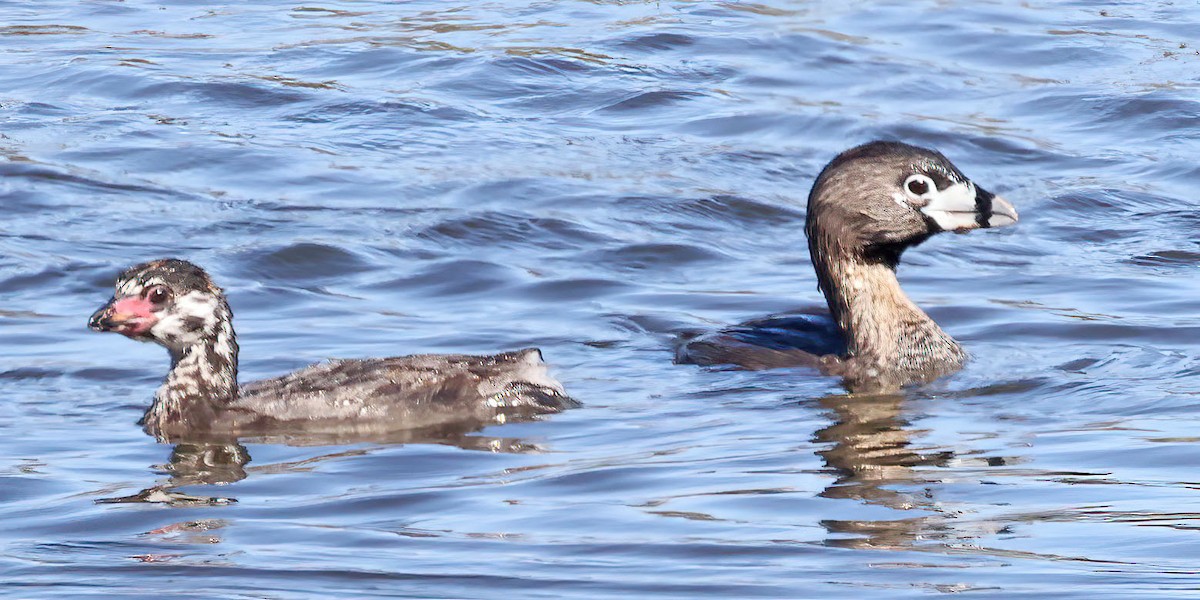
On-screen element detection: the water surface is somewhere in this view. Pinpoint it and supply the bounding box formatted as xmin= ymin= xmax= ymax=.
xmin=3 ymin=1 xmax=1200 ymax=597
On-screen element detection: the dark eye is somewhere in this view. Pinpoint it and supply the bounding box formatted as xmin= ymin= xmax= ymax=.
xmin=146 ymin=286 xmax=170 ymax=305
xmin=907 ymin=179 xmax=930 ymax=195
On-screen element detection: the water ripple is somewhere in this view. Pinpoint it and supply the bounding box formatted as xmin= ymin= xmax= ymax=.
xmin=3 ymin=1 xmax=1200 ymax=598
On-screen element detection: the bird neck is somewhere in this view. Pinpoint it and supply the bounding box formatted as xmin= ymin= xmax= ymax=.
xmin=145 ymin=300 xmax=239 ymax=439
xmin=809 ymin=229 xmax=964 ymax=381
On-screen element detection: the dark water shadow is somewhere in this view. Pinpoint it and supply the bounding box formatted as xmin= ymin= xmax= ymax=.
xmin=95 ymin=420 xmax=545 ymax=507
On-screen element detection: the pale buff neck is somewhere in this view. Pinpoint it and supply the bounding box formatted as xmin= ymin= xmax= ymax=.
xmin=810 ymin=233 xmax=964 ymax=379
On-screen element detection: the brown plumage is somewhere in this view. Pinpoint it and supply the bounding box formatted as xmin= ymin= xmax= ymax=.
xmin=88 ymin=259 xmax=576 ymax=441
xmin=677 ymin=141 xmax=1019 ymax=393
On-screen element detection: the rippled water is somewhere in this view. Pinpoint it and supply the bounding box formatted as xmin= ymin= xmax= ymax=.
xmin=3 ymin=1 xmax=1200 ymax=597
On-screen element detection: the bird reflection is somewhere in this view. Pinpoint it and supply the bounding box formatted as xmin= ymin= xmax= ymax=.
xmin=96 ymin=419 xmax=546 ymax=507
xmin=813 ymin=374 xmax=1049 ymax=549
xmin=814 ymin=392 xmax=958 ymax=549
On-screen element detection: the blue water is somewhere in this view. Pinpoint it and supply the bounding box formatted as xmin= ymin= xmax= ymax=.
xmin=3 ymin=1 xmax=1200 ymax=597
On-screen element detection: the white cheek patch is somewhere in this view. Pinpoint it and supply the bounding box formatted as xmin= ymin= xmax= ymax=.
xmin=149 ymin=290 xmax=219 ymax=347
xmin=172 ymin=291 xmax=219 ymax=323
xmin=919 ymin=181 xmax=979 ymax=232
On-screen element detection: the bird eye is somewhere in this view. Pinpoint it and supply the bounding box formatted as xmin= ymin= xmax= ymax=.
xmin=904 ymin=174 xmax=936 ymax=200
xmin=145 ymin=285 xmax=171 ymax=305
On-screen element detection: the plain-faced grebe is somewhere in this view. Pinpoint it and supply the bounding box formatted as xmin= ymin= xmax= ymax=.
xmin=677 ymin=141 xmax=1019 ymax=392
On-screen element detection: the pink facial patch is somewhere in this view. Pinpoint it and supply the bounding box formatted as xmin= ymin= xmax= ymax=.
xmin=109 ymin=296 xmax=157 ymax=336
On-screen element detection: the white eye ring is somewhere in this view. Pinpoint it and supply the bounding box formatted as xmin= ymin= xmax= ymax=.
xmin=903 ymin=174 xmax=937 ymax=201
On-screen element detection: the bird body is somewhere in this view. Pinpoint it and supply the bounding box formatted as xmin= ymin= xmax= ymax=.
xmin=89 ymin=259 xmax=574 ymax=440
xmin=677 ymin=141 xmax=1018 ymax=392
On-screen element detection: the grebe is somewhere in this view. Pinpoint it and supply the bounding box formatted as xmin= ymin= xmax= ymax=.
xmin=677 ymin=141 xmax=1018 ymax=392
xmin=89 ymin=259 xmax=576 ymax=440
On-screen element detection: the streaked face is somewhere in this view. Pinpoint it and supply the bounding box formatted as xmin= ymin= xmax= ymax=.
xmin=89 ymin=270 xmax=221 ymax=351
xmin=88 ymin=278 xmax=172 ymax=340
